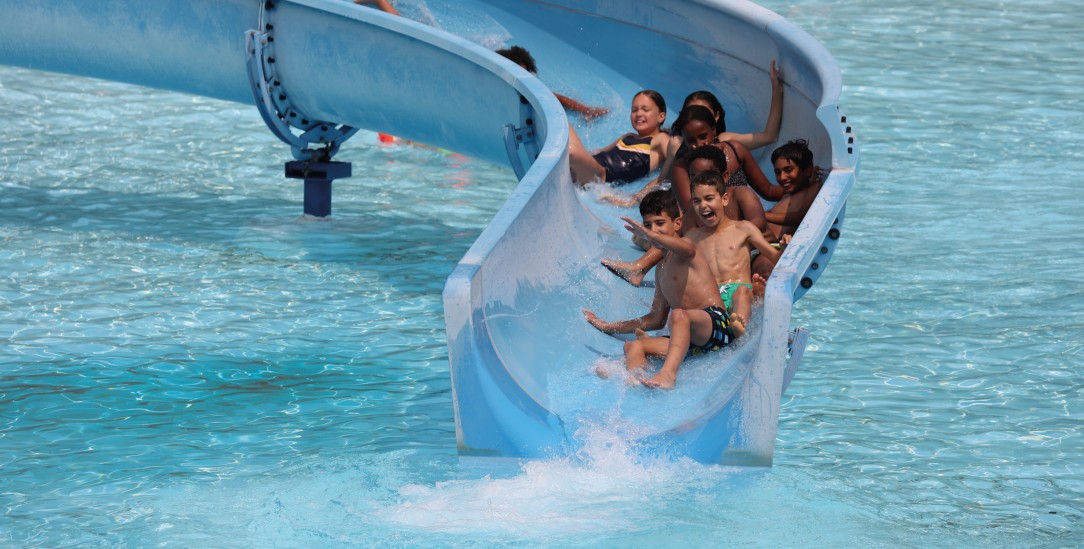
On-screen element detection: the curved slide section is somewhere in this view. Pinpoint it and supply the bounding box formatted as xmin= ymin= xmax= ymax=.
xmin=0 ymin=0 xmax=858 ymax=466
xmin=444 ymin=1 xmax=857 ymax=466
xmin=0 ymin=0 xmax=563 ymax=168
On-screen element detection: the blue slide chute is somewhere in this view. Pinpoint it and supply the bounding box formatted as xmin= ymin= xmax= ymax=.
xmin=0 ymin=0 xmax=858 ymax=466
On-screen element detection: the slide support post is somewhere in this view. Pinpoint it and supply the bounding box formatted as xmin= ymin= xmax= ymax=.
xmin=245 ymin=0 xmax=359 ymax=218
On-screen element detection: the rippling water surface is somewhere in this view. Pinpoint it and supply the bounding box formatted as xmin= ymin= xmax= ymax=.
xmin=2 ymin=0 xmax=1083 ymax=546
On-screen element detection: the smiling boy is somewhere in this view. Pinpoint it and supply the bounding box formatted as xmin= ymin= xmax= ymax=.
xmin=685 ymin=171 xmax=786 ymax=337
xmin=753 ymin=139 xmax=822 ymax=280
xmin=583 ymin=190 xmax=734 ymax=389
xmin=764 ymin=139 xmax=822 ymax=242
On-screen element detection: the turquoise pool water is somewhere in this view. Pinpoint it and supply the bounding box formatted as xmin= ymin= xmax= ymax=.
xmin=2 ymin=0 xmax=1083 ymax=546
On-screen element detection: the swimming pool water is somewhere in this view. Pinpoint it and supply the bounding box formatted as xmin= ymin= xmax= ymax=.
xmin=3 ymin=0 xmax=1084 ymax=546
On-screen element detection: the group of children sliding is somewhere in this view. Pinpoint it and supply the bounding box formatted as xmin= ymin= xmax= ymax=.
xmin=351 ymin=4 xmax=824 ymax=389
xmin=461 ymin=39 xmax=822 ymax=389
xmin=572 ymin=70 xmax=823 ymax=389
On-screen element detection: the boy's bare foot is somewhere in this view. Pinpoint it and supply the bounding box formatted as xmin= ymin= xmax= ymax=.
xmin=640 ymin=371 xmax=676 ymax=390
xmin=625 ymin=367 xmax=648 ymax=386
xmin=752 ymin=273 xmax=767 ymax=298
xmin=594 ymin=364 xmax=611 ymax=379
xmin=729 ymin=312 xmax=748 ymax=339
xmin=634 ymin=328 xmax=650 ymax=340
xmin=601 ymin=258 xmax=646 ymax=287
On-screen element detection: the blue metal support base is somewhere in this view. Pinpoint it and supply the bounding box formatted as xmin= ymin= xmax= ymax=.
xmin=286 ymin=160 xmax=352 ymax=218
xmin=303 ymin=180 xmax=332 ymax=218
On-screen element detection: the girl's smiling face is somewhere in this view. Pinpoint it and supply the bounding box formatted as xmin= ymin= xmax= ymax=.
xmin=630 ymin=93 xmax=666 ymax=135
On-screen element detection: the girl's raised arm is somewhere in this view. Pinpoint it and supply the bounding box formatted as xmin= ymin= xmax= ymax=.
xmin=720 ymin=61 xmax=783 ymax=151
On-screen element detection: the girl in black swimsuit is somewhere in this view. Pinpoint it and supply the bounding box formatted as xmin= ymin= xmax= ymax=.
xmin=567 ymin=90 xmax=670 ymax=186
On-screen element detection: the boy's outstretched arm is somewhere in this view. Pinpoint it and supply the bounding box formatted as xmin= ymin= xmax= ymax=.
xmin=621 ymin=216 xmax=698 ymax=259
xmin=583 ymin=288 xmax=669 ymax=334
xmin=746 ymin=222 xmax=788 ymax=264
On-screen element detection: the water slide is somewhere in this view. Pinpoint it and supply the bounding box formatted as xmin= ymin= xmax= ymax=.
xmin=0 ymin=0 xmax=858 ymax=466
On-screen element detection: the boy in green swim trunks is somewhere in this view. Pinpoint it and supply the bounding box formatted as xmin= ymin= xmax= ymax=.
xmin=685 ymin=171 xmax=786 ymax=338
xmin=583 ymin=190 xmax=734 ymax=389
xmin=717 ymin=280 xmax=753 ymax=312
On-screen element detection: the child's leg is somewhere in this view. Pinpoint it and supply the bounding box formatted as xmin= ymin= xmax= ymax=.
xmin=568 ymin=123 xmax=605 ymax=185
xmin=641 ymin=308 xmax=714 ymax=389
xmin=621 ymin=336 xmax=670 ymax=377
xmin=601 ymin=246 xmax=663 ymax=287
xmin=729 ymin=286 xmax=755 ymax=339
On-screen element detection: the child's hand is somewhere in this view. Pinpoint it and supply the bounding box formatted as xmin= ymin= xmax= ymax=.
xmin=582 ymin=309 xmax=608 ymax=332
xmin=621 ymin=216 xmax=652 ymax=242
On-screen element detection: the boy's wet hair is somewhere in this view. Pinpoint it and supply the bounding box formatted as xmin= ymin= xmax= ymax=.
xmin=496 ymin=45 xmax=537 ymax=74
xmin=771 ymin=139 xmax=814 ymax=169
xmin=684 ymin=144 xmax=728 ymax=175
xmin=691 ymin=169 xmax=727 ymax=194
xmin=639 ymin=189 xmax=680 ymax=220
xmin=682 ymin=90 xmax=726 ymax=133
xmin=671 ymin=105 xmax=716 ymax=137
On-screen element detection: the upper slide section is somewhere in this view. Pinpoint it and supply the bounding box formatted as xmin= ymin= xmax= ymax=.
xmin=0 ymin=0 xmax=566 ymax=168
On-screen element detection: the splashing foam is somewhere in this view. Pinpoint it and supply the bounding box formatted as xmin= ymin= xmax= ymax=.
xmin=378 ymin=423 xmax=737 ymax=537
